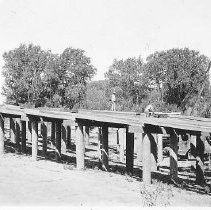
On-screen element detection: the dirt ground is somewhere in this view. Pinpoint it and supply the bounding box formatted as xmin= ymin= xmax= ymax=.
xmin=0 ymin=128 xmax=211 ymax=207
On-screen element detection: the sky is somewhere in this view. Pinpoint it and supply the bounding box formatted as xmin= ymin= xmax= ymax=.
xmin=0 ymin=0 xmax=211 ymax=104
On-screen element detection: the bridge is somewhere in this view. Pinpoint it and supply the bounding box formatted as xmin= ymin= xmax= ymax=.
xmin=0 ymin=104 xmax=210 ymax=186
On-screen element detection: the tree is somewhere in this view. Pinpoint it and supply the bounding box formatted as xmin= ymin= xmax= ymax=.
xmin=2 ymin=44 xmax=48 ymax=105
xmin=105 ymin=57 xmax=148 ymax=110
xmin=144 ymin=48 xmax=211 ymax=110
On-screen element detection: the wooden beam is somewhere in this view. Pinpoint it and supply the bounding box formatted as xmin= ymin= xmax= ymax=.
xmin=119 ymin=128 xmax=125 ymax=163
xmin=126 ymin=131 xmax=134 ymax=174
xmin=61 ymin=124 xmax=67 ymax=154
xmin=0 ymin=114 xmax=4 ymax=155
xmin=31 ymin=120 xmax=38 ymax=161
xmin=84 ymin=126 xmax=89 ymax=145
xmin=142 ymin=133 xmax=151 ymax=185
xmin=41 ymin=121 xmax=47 ymax=157
xmin=51 ymin=121 xmax=55 ymax=145
xmin=195 ymin=133 xmax=206 ymax=185
xmin=102 ymin=125 xmax=109 ymax=171
xmin=75 ymin=123 xmax=85 ymax=170
xmin=27 ymin=121 xmax=32 ymax=143
xmin=15 ymin=118 xmax=21 ymax=150
xmin=169 ymin=129 xmax=178 ymax=181
xmin=67 ymin=125 xmax=71 ymax=149
xmin=157 ymin=134 xmax=163 ymax=163
xmin=136 ymin=133 xmax=143 ymax=164
xmin=10 ymin=118 xmax=16 ymax=143
xmin=55 ymin=120 xmax=62 ymax=162
xmin=150 ymin=134 xmax=158 ymax=172
xmin=21 ymin=120 xmax=26 ymax=153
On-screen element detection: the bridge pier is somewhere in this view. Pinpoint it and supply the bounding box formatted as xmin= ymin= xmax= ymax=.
xmin=169 ymin=129 xmax=178 ymax=181
xmin=21 ymin=120 xmax=26 ymax=153
xmin=119 ymin=128 xmax=125 ymax=163
xmin=0 ymin=114 xmax=4 ymax=155
xmin=126 ymin=131 xmax=134 ymax=174
xmin=15 ymin=118 xmax=21 ymax=151
xmin=101 ymin=126 xmax=109 ymax=171
xmin=61 ymin=124 xmax=67 ymax=154
xmin=10 ymin=118 xmax=16 ymax=144
xmin=55 ymin=120 xmax=62 ymax=162
xmin=142 ymin=133 xmax=151 ymax=185
xmin=136 ymin=133 xmax=143 ymax=163
xmin=84 ymin=126 xmax=89 ymax=146
xmin=41 ymin=120 xmax=47 ymax=157
xmin=75 ymin=123 xmax=85 ymax=170
xmin=27 ymin=121 xmax=32 ymax=143
xmin=31 ymin=119 xmax=38 ymax=161
xmin=157 ymin=134 xmax=163 ymax=163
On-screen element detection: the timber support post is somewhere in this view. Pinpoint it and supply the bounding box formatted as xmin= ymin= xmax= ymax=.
xmin=61 ymin=124 xmax=67 ymax=154
xmin=41 ymin=119 xmax=47 ymax=157
xmin=126 ymin=130 xmax=134 ymax=174
xmin=157 ymin=134 xmax=163 ymax=163
xmin=31 ymin=119 xmax=38 ymax=161
xmin=119 ymin=128 xmax=125 ymax=163
xmin=10 ymin=118 xmax=16 ymax=143
xmin=15 ymin=118 xmax=21 ymax=151
xmin=21 ymin=120 xmax=26 ymax=153
xmin=102 ymin=125 xmax=109 ymax=171
xmin=55 ymin=120 xmax=62 ymax=162
xmin=84 ymin=126 xmax=89 ymax=145
xmin=142 ymin=133 xmax=151 ymax=185
xmin=27 ymin=121 xmax=32 ymax=143
xmin=195 ymin=132 xmax=206 ymax=186
xmin=0 ymin=114 xmax=4 ymax=155
xmin=169 ymin=129 xmax=178 ymax=181
xmin=136 ymin=133 xmax=143 ymax=163
xmin=51 ymin=121 xmax=56 ymax=146
xmin=67 ymin=125 xmax=71 ymax=148
xmin=75 ymin=123 xmax=85 ymax=170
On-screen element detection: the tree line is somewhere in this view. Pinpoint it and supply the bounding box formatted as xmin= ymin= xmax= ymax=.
xmin=2 ymin=44 xmax=211 ymax=116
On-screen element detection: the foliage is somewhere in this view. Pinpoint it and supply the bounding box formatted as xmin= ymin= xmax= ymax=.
xmin=2 ymin=44 xmax=48 ymax=105
xmin=105 ymin=57 xmax=149 ymax=108
xmin=2 ymin=44 xmax=96 ymax=109
xmin=144 ymin=48 xmax=211 ymax=110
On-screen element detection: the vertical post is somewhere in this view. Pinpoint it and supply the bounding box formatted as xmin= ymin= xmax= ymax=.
xmin=10 ymin=118 xmax=16 ymax=143
xmin=0 ymin=114 xmax=4 ymax=155
xmin=21 ymin=120 xmax=26 ymax=153
xmin=15 ymin=118 xmax=21 ymax=150
xmin=209 ymin=153 xmax=211 ymax=171
xmin=142 ymin=133 xmax=151 ymax=185
xmin=98 ymin=127 xmax=102 ymax=164
xmin=150 ymin=134 xmax=158 ymax=171
xmin=51 ymin=121 xmax=56 ymax=145
xmin=84 ymin=126 xmax=89 ymax=145
xmin=136 ymin=133 xmax=143 ymax=163
xmin=157 ymin=134 xmax=163 ymax=163
xmin=67 ymin=125 xmax=71 ymax=148
xmin=27 ymin=121 xmax=32 ymax=143
xmin=119 ymin=128 xmax=125 ymax=162
xmin=75 ymin=123 xmax=85 ymax=170
xmin=169 ymin=129 xmax=178 ymax=181
xmin=102 ymin=125 xmax=109 ymax=171
xmin=116 ymin=129 xmax=120 ymax=152
xmin=190 ymin=134 xmax=197 ymax=159
xmin=195 ymin=133 xmax=205 ymax=185
xmin=61 ymin=124 xmax=67 ymax=154
xmin=41 ymin=121 xmax=47 ymax=157
xmin=126 ymin=131 xmax=134 ymax=174
xmin=55 ymin=120 xmax=62 ymax=162
xmin=31 ymin=120 xmax=38 ymax=161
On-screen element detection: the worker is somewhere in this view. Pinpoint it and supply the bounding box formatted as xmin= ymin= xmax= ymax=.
xmin=144 ymin=104 xmax=154 ymax=117
xmin=111 ymin=91 xmax=116 ymax=111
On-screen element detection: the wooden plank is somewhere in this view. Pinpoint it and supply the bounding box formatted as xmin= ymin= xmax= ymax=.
xmin=15 ymin=118 xmax=21 ymax=150
xmin=31 ymin=120 xmax=38 ymax=161
xmin=126 ymin=131 xmax=134 ymax=174
xmin=41 ymin=121 xmax=47 ymax=157
xmin=84 ymin=126 xmax=89 ymax=145
xmin=0 ymin=114 xmax=4 ymax=155
xmin=75 ymin=124 xmax=85 ymax=170
xmin=67 ymin=125 xmax=71 ymax=149
xmin=119 ymin=128 xmax=125 ymax=163
xmin=61 ymin=124 xmax=67 ymax=154
xmin=136 ymin=133 xmax=143 ymax=163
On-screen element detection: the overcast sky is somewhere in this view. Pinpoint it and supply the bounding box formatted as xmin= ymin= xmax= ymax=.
xmin=0 ymin=0 xmax=211 ymax=104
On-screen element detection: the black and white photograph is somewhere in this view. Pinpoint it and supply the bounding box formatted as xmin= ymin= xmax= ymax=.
xmin=0 ymin=0 xmax=211 ymax=208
